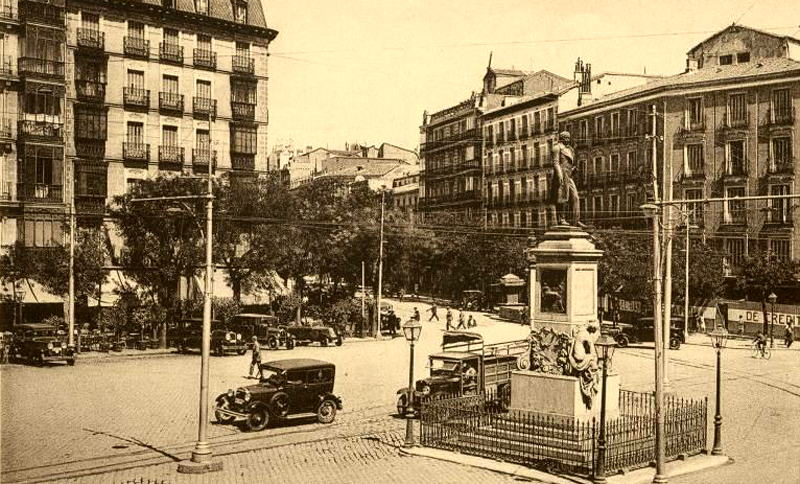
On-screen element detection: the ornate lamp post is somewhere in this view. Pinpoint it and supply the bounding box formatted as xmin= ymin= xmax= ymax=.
xmin=594 ymin=333 xmax=617 ymax=484
xmin=767 ymin=292 xmax=777 ymax=348
xmin=708 ymin=327 xmax=728 ymax=456
xmin=402 ymin=318 xmax=422 ymax=447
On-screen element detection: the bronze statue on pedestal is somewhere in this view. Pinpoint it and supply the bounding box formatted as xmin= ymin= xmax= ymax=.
xmin=549 ymin=131 xmax=582 ymax=226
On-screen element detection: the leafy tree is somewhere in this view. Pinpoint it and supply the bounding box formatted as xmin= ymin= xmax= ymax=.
xmin=0 ymin=242 xmax=39 ymax=325
xmin=111 ymin=175 xmax=207 ymax=347
xmin=670 ymin=237 xmax=725 ymax=309
xmin=33 ymin=228 xmax=109 ymax=303
xmin=739 ymin=251 xmax=800 ymax=333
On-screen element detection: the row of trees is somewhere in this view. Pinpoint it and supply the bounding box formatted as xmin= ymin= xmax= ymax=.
xmin=2 ymin=171 xmax=798 ymax=341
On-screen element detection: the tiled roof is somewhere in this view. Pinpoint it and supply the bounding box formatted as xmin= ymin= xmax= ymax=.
xmin=321 ymin=161 xmax=405 ymax=178
xmin=140 ymin=0 xmax=270 ymax=31
xmin=492 ymin=68 xmax=531 ymax=76
xmin=687 ymin=24 xmax=800 ymax=55
xmin=568 ymin=57 xmax=800 ymax=112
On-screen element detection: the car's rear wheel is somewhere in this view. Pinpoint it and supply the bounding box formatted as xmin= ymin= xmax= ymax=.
xmin=237 ymin=347 xmax=247 ymax=355
xmin=214 ymin=345 xmax=224 ymax=356
xmin=335 ymin=336 xmax=343 ymax=346
xmin=67 ymin=358 xmax=76 ymax=366
xmin=215 ymin=399 xmax=236 ymax=424
xmin=615 ymin=334 xmax=630 ymax=348
xmin=669 ymin=338 xmax=681 ymax=350
xmin=286 ymin=339 xmax=295 ymax=350
xmin=321 ymin=338 xmax=328 ymax=347
xmin=317 ymin=400 xmax=337 ymax=424
xmin=245 ymin=408 xmax=269 ymax=431
xmin=267 ymin=337 xmax=279 ymax=350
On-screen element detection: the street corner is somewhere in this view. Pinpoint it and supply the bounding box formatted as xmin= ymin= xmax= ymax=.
xmin=606 ymin=453 xmax=732 ymax=484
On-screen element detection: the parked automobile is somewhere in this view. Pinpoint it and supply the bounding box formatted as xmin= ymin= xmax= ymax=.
xmin=285 ymin=325 xmax=342 ymax=347
xmin=214 ymin=358 xmax=343 ymax=431
xmin=606 ymin=316 xmax=685 ymax=350
xmin=10 ymin=324 xmax=76 ymax=366
xmin=229 ymin=313 xmax=295 ymax=350
xmin=174 ymin=318 xmax=248 ymax=356
xmin=396 ymin=331 xmax=527 ymax=416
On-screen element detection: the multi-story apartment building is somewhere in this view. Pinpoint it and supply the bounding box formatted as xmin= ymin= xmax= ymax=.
xmin=0 ymin=0 xmax=277 ymax=246
xmin=561 ymin=25 xmax=800 ymax=268
xmin=0 ymin=0 xmax=67 ymax=247
xmin=418 ymin=94 xmax=486 ymax=221
xmin=482 ymin=63 xmax=657 ymax=230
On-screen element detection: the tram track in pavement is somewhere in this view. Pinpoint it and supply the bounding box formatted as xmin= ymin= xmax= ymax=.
xmin=1 ymin=402 xmax=401 ymax=484
xmin=620 ymin=347 xmax=800 ymax=398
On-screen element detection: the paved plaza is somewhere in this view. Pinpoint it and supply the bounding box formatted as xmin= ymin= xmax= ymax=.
xmin=2 ymin=299 xmax=799 ymax=484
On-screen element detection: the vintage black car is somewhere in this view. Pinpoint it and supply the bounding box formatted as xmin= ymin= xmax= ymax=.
xmin=460 ymin=290 xmax=488 ymax=311
xmin=229 ymin=313 xmax=295 ymax=350
xmin=174 ymin=318 xmax=248 ymax=356
xmin=379 ymin=302 xmax=401 ymax=336
xmin=11 ymin=324 xmax=76 ymax=366
xmin=607 ymin=316 xmax=685 ymax=350
xmin=214 ymin=358 xmax=343 ymax=431
xmin=285 ymin=325 xmax=342 ymax=347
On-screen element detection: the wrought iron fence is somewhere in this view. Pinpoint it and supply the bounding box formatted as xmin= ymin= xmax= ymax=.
xmin=420 ymin=389 xmax=707 ymax=478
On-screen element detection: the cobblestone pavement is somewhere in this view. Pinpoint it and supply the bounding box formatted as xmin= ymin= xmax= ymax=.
xmin=2 ymin=299 xmax=799 ymax=484
xmin=43 ymin=431 xmax=535 ymax=484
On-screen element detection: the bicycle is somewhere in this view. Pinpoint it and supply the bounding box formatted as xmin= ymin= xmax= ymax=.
xmin=750 ymin=342 xmax=772 ymax=360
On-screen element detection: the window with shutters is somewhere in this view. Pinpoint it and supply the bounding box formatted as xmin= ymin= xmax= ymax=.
xmin=196 ymin=79 xmax=211 ymax=99
xmin=771 ymin=88 xmax=791 ymax=122
xmin=196 ymin=129 xmax=210 ymax=150
xmin=726 ymin=140 xmax=746 ymax=175
xmin=162 ymin=125 xmax=178 ymax=147
xmin=197 ymin=34 xmax=211 ymax=51
xmin=686 ymin=144 xmax=704 ymax=175
xmin=769 ymin=239 xmax=791 ymax=260
xmin=195 ymin=0 xmax=208 ymax=15
xmin=24 ymin=90 xmax=61 ymax=117
xmin=81 ymin=12 xmax=99 ymax=30
xmin=685 ymin=189 xmax=703 ymax=224
xmin=127 ymin=70 xmax=144 ymax=89
xmin=724 ymin=187 xmax=746 ymax=224
xmin=162 ymin=75 xmax=178 ymax=94
xmin=769 ymin=184 xmax=791 ymax=223
xmin=234 ymin=1 xmax=247 ymax=23
xmin=25 ymin=26 xmax=63 ymax=63
xmin=231 ymin=80 xmax=256 ymax=104
xmin=626 ymin=151 xmax=636 ymax=172
xmin=164 ymin=28 xmax=178 ymax=45
xmin=770 ymin=137 xmax=792 ymax=171
xmin=127 ymin=122 xmax=143 ymax=144
xmin=727 ymin=93 xmax=747 ymax=126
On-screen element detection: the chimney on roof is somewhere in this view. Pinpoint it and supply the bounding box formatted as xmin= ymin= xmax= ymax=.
xmin=575 ymin=58 xmax=592 ymax=106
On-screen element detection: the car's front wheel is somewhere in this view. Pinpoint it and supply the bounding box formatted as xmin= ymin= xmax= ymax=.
xmin=245 ymin=408 xmax=269 ymax=431
xmin=237 ymin=347 xmax=247 ymax=356
xmin=67 ymin=358 xmax=76 ymax=366
xmin=317 ymin=400 xmax=337 ymax=424
xmin=215 ymin=398 xmax=236 ymax=424
xmin=335 ymin=336 xmax=343 ymax=347
xmin=669 ymin=338 xmax=681 ymax=350
xmin=396 ymin=393 xmax=408 ymax=416
xmin=615 ymin=334 xmax=630 ymax=348
xmin=267 ymin=337 xmax=279 ymax=350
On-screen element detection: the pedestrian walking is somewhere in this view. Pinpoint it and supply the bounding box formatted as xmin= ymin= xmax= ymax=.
xmin=737 ymin=315 xmax=745 ymax=334
xmin=456 ymin=310 xmax=466 ymax=330
xmin=399 ymin=288 xmax=405 ymax=302
xmin=427 ymin=304 xmax=439 ymax=322
xmin=249 ymin=336 xmax=262 ymax=379
xmin=411 ymin=307 xmax=421 ymax=322
xmin=467 ymin=315 xmax=476 ymax=328
xmin=784 ymin=322 xmax=794 ymax=348
xmin=697 ymin=314 xmax=706 ymax=334
xmin=445 ymin=307 xmax=453 ymax=331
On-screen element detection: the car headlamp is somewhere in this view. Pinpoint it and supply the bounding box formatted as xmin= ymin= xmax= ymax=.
xmin=227 ymin=389 xmax=235 ymax=398
xmin=47 ymin=342 xmax=54 ymax=350
xmin=421 ymin=385 xmax=431 ymax=396
xmin=237 ymin=333 xmax=242 ymax=341
xmin=244 ymin=390 xmax=251 ymax=402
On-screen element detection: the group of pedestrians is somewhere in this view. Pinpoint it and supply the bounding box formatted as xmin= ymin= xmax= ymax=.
xmin=423 ymin=303 xmax=476 ymax=330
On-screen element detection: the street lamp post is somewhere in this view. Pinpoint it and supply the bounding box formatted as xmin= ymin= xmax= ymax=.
xmin=768 ymin=292 xmax=777 ymax=348
xmin=593 ymin=334 xmax=617 ymax=484
xmin=708 ymin=327 xmax=728 ymax=456
xmin=376 ymin=189 xmax=386 ymax=339
xmin=683 ymin=221 xmax=699 ymax=337
xmin=402 ymin=319 xmax=422 ymax=447
xmin=641 ymin=202 xmax=667 ymax=484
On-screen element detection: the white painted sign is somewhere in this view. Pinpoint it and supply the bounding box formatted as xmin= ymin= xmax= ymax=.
xmin=727 ymin=307 xmax=799 ymax=326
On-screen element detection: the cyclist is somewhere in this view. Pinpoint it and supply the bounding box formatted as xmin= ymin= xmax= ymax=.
xmin=753 ymin=331 xmax=768 ymax=357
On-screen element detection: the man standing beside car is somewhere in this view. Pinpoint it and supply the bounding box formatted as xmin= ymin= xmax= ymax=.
xmin=249 ymin=336 xmax=262 ymax=379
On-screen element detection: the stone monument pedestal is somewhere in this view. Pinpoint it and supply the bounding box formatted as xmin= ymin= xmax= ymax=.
xmin=510 ymin=370 xmax=620 ymax=421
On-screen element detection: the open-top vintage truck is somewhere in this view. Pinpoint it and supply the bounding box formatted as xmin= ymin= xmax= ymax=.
xmin=396 ymin=331 xmax=528 ymax=416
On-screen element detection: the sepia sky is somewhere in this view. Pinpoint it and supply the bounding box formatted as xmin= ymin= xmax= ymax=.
xmin=264 ymin=0 xmax=800 ymax=153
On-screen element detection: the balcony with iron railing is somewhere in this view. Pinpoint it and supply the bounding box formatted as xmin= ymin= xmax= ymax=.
xmin=0 ymin=55 xmax=14 ymax=78
xmin=193 ymin=48 xmax=216 ymax=70
xmin=767 ymin=157 xmax=795 ymax=175
xmin=765 ymin=206 xmax=794 ymax=225
xmin=75 ymin=79 xmax=105 ymax=103
xmin=122 ymin=142 xmax=149 ymax=163
xmin=231 ymin=101 xmax=255 ymax=120
xmin=123 ymin=87 xmax=150 ymax=110
xmin=232 ymin=55 xmax=255 ymax=75
xmin=682 ymin=164 xmax=706 ymax=180
xmin=531 ymin=122 xmax=541 ymax=135
xmin=519 ymin=126 xmax=529 ymax=139
xmin=485 ymin=135 xmax=494 ymax=147
xmin=18 ymin=120 xmax=62 ymax=141
xmin=17 ymin=183 xmax=63 ymax=203
xmin=507 ymin=130 xmax=516 ymax=141
xmin=75 ymin=196 xmax=106 ymax=216
xmin=0 ymin=117 xmax=12 ymax=139
xmin=19 ymin=1 xmax=64 ymax=26
xmin=193 ymin=97 xmax=217 ymax=120
xmin=124 ymin=37 xmax=149 ymax=59
xmin=77 ymin=28 xmax=104 ymax=51
xmin=18 ymin=57 xmax=64 ymax=79
xmin=0 ymin=181 xmax=12 ymax=201
xmin=159 ymin=42 xmax=184 ymax=65
xmin=721 ymin=112 xmax=749 ymax=130
xmin=679 ymin=116 xmax=706 ymax=134
xmin=159 ymin=92 xmax=183 ymax=115
xmin=158 ymin=145 xmax=184 ymax=168
xmin=765 ymin=107 xmax=795 ymax=126
xmin=192 ymin=148 xmax=216 ymax=166
xmin=0 ymin=2 xmax=16 ymax=21
xmin=723 ymin=159 xmax=748 ymax=178
xmin=231 ymin=154 xmax=255 ymax=171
